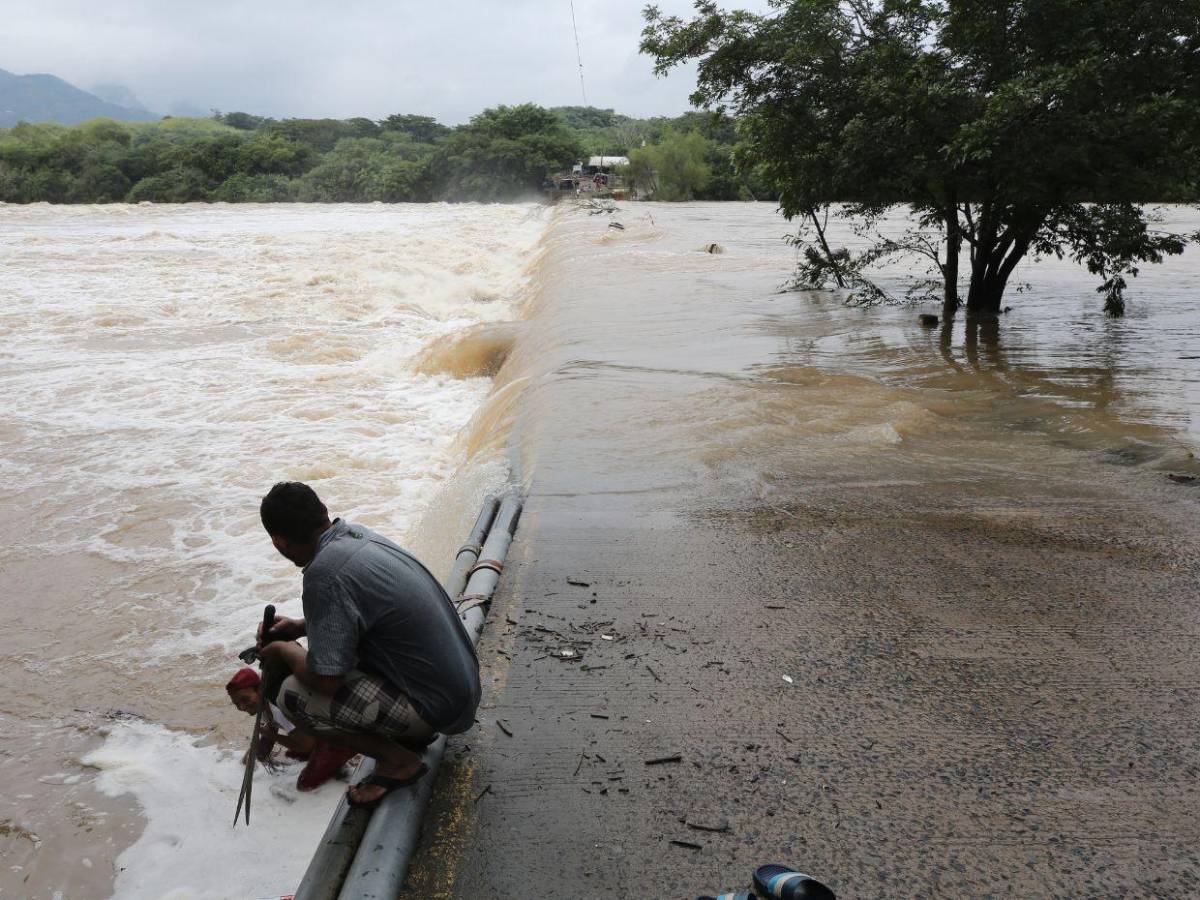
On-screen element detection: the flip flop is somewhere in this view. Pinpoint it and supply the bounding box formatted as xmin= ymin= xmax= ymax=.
xmin=697 ymin=893 xmax=753 ymax=899
xmin=752 ymin=865 xmax=836 ymax=900
xmin=345 ymin=764 xmax=429 ymax=810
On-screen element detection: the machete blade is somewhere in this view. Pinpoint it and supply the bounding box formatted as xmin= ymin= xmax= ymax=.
xmin=233 ymin=699 xmax=266 ymax=827
xmin=233 ymin=604 xmax=277 ymax=828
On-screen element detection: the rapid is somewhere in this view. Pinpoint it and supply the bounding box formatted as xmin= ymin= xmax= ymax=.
xmin=2 ymin=200 xmax=1198 ymax=899
xmin=0 ymin=203 xmax=547 ymax=899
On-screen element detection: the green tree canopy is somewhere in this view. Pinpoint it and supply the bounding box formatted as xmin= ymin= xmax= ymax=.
xmin=126 ymin=165 xmax=210 ymax=202
xmin=643 ymin=0 xmax=1200 ymax=316
xmin=628 ymin=128 xmax=714 ymax=201
xmin=215 ymin=111 xmax=275 ymax=131
xmin=263 ymin=118 xmax=368 ymax=154
xmin=235 ymin=133 xmax=308 ymax=176
xmin=211 ymin=173 xmax=293 ymax=202
xmin=379 ymin=114 xmax=449 ymax=144
xmin=550 ymin=106 xmax=624 ymax=130
xmin=436 ymin=104 xmax=583 ymax=201
xmin=294 ymin=137 xmax=429 ymax=202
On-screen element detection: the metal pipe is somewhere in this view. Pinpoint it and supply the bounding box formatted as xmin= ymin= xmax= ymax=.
xmin=337 ymin=493 xmax=523 ymax=900
xmin=292 ymin=496 xmax=502 ymax=900
xmin=444 ymin=495 xmax=500 ymax=604
xmin=291 ymin=790 xmax=374 ymax=900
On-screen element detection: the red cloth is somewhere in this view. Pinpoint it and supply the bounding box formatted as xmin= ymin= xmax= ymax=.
xmin=296 ymin=744 xmax=357 ymax=791
xmin=225 ymin=667 xmax=261 ymax=693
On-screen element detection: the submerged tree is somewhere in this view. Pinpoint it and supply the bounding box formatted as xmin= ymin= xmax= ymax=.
xmin=642 ymin=0 xmax=1200 ymax=317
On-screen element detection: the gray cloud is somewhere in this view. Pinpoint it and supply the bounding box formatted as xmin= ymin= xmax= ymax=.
xmin=0 ymin=0 xmax=771 ymax=122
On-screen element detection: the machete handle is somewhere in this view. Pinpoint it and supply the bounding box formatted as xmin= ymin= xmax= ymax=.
xmin=259 ymin=604 xmax=277 ymax=650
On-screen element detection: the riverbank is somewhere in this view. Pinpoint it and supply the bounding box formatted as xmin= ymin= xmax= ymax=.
xmin=405 ymin=204 xmax=1200 ymax=897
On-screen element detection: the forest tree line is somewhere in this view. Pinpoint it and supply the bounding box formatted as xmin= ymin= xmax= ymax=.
xmin=0 ymin=103 xmax=768 ymax=204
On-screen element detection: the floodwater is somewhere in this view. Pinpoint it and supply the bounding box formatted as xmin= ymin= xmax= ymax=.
xmin=501 ymin=202 xmax=1199 ymax=510
xmin=0 ymin=203 xmax=547 ymax=899
xmin=414 ymin=202 xmax=1200 ymax=898
xmin=2 ymin=201 xmax=1198 ymax=899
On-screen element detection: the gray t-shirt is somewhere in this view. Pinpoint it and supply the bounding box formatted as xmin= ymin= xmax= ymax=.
xmin=301 ymin=519 xmax=480 ymax=734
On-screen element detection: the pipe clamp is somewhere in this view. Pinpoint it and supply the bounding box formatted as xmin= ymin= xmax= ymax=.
xmin=469 ymin=557 xmax=504 ymax=576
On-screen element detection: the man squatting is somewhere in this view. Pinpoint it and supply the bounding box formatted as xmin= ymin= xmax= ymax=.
xmin=253 ymin=481 xmax=481 ymax=808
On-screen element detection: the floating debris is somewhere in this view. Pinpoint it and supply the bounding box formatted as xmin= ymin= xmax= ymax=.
xmin=644 ymin=754 xmax=683 ymax=766
xmin=782 ymin=675 xmax=794 ymax=684
xmin=686 ymin=818 xmax=731 ymax=834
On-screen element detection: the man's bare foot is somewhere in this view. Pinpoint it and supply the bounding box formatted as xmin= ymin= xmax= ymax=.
xmin=346 ymin=757 xmax=425 ymax=806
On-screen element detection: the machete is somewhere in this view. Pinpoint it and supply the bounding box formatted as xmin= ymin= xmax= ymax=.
xmin=233 ymin=604 xmax=277 ymax=827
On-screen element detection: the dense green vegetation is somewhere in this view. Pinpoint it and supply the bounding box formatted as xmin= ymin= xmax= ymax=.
xmin=643 ymin=0 xmax=1200 ymax=317
xmin=0 ymin=102 xmax=765 ymax=205
xmin=554 ymin=106 xmax=768 ymax=200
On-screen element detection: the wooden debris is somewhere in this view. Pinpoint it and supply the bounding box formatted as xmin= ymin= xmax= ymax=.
xmin=644 ymin=754 xmax=683 ymax=766
xmin=686 ymin=818 xmax=731 ymax=833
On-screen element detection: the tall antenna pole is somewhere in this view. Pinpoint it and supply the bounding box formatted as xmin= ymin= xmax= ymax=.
xmin=570 ymin=1 xmax=589 ymax=106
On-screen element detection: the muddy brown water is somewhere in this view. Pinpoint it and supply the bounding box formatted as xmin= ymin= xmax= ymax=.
xmin=0 ymin=203 xmax=543 ymax=899
xmin=406 ymin=203 xmax=1200 ymax=898
xmin=3 ymin=201 xmax=1199 ymax=898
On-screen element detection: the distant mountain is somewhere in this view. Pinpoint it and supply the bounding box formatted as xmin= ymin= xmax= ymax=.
xmin=168 ymin=100 xmax=210 ymax=118
xmin=91 ymin=83 xmax=152 ymax=113
xmin=0 ymin=68 xmax=160 ymax=127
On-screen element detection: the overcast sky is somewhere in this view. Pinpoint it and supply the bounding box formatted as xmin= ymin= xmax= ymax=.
xmin=0 ymin=0 xmax=772 ymax=122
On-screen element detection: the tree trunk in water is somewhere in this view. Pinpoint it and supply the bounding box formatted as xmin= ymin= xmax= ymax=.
xmin=966 ymin=238 xmax=1020 ymax=317
xmin=966 ymin=274 xmax=1006 ymax=317
xmin=942 ymin=202 xmax=961 ymax=319
xmin=965 ymin=212 xmax=1036 ymax=317
xmin=807 ymin=205 xmax=845 ymax=288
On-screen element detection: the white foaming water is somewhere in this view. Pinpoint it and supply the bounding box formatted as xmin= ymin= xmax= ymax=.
xmin=83 ymin=720 xmax=335 ymax=900
xmin=0 ymin=202 xmax=547 ymax=898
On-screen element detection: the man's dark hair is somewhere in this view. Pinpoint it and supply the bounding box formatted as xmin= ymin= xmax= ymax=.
xmin=260 ymin=482 xmax=330 ymax=541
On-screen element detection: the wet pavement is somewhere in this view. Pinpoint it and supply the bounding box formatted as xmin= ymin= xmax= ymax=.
xmin=405 ymin=205 xmax=1200 ymax=898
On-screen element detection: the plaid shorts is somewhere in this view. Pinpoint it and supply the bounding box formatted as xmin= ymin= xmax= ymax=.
xmin=276 ymin=671 xmax=435 ymax=747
